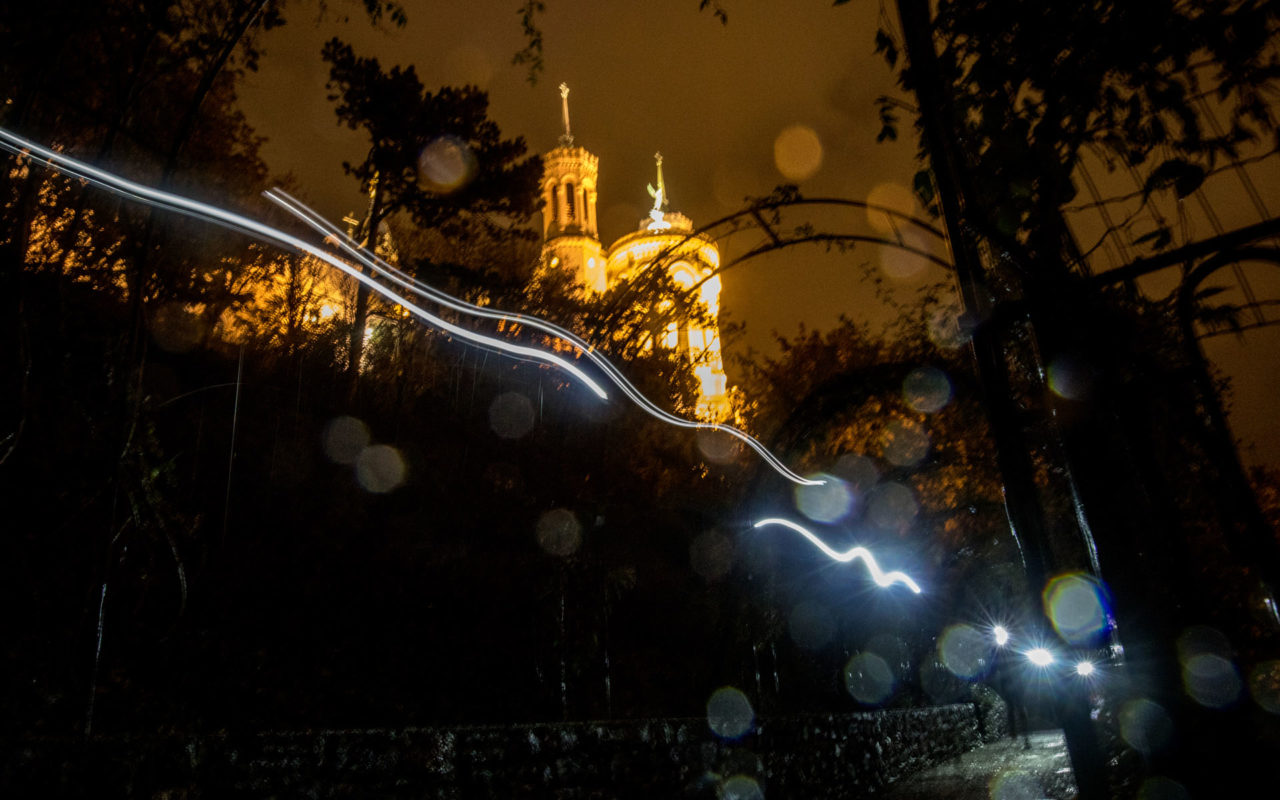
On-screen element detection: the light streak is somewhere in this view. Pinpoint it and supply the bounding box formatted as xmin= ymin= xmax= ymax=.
xmin=0 ymin=124 xmax=819 ymax=487
xmin=263 ymin=188 xmax=824 ymax=487
xmin=752 ymin=518 xmax=922 ymax=593
xmin=0 ymin=127 xmax=609 ymax=399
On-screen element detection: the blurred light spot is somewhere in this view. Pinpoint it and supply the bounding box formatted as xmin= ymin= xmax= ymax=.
xmin=323 ymin=416 xmax=370 ymax=465
xmin=483 ymin=461 xmax=524 ymax=493
xmin=903 ymin=367 xmax=952 ymax=414
xmin=1137 ymin=776 xmax=1191 ymax=800
xmin=1043 ymin=572 xmax=1110 ymax=645
xmin=1177 ymin=625 xmax=1241 ymax=708
xmin=878 ymin=227 xmax=930 ymax=281
xmin=883 ymin=419 xmax=929 ymax=467
xmin=831 ymin=453 xmax=879 ymax=493
xmin=707 ymin=687 xmax=755 ymax=739
xmin=793 ymin=473 xmax=853 ymax=523
xmin=866 ymin=182 xmax=918 ymax=235
xmin=489 ymin=391 xmax=535 ymax=439
xmin=696 ymin=428 xmax=742 ymax=464
xmin=866 ymin=482 xmax=918 ymax=531
xmin=989 ymin=770 xmax=1043 ymax=800
xmin=939 ymin=623 xmax=991 ymax=679
xmin=1076 ymin=660 xmax=1096 ymax=677
xmin=1119 ymin=698 xmax=1173 ymax=755
xmin=1025 ymin=648 xmax=1054 ymax=667
xmin=789 ymin=601 xmax=834 ymax=650
xmin=690 ymin=529 xmax=734 ymax=581
xmin=1182 ymin=653 xmax=1241 ymax=708
xmin=418 ymin=135 xmax=477 ymax=193
xmin=865 ymin=633 xmax=909 ymax=675
xmin=773 ymin=125 xmax=823 ymax=181
xmin=1248 ymin=660 xmax=1280 ymax=714
xmin=1048 ymin=353 xmax=1095 ymax=400
xmin=536 ymin=508 xmax=582 ymax=557
xmin=355 ymin=444 xmax=406 ymax=493
xmin=927 ymin=306 xmax=969 ymax=349
xmin=845 ymin=652 xmax=895 ymax=705
xmin=150 ymin=303 xmax=205 ymax=353
xmin=721 ymin=775 xmax=764 ymax=800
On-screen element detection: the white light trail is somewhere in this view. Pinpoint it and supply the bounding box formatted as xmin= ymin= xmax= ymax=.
xmin=263 ymin=188 xmax=824 ymax=487
xmin=0 ymin=127 xmax=610 ymax=399
xmin=752 ymin=518 xmax=922 ymax=593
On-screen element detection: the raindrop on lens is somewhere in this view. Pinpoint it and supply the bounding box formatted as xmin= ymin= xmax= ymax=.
xmin=323 ymin=416 xmax=370 ymax=465
xmin=866 ymin=482 xmax=917 ymax=531
xmin=793 ymin=473 xmax=853 ymax=523
xmin=773 ymin=124 xmax=823 ymax=181
xmin=939 ymin=623 xmax=991 ymax=679
xmin=720 ymin=775 xmax=764 ymax=800
xmin=883 ymin=419 xmax=929 ymax=467
xmin=418 ymin=135 xmax=477 ymax=193
xmin=489 ymin=391 xmax=535 ymax=439
xmin=706 ymin=686 xmax=755 ymax=739
xmin=927 ymin=306 xmax=969 ymax=349
xmin=789 ymin=601 xmax=834 ymax=650
xmin=903 ymin=366 xmax=952 ymax=413
xmin=696 ymin=428 xmax=741 ymax=464
xmin=845 ymin=652 xmax=895 ymax=705
xmin=536 ymin=509 xmax=582 ymax=557
xmin=1048 ymin=352 xmax=1094 ymax=400
xmin=689 ymin=529 xmax=734 ymax=581
xmin=1043 ymin=572 xmax=1110 ymax=645
xmin=355 ymin=444 xmax=406 ymax=493
xmin=1119 ymin=698 xmax=1172 ymax=755
xmin=1177 ymin=626 xmax=1241 ymax=708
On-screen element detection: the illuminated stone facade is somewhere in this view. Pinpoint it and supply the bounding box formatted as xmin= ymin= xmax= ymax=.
xmin=539 ymin=88 xmax=729 ymax=419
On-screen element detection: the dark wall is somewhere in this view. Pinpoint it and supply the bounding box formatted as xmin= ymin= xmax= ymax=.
xmin=4 ymin=705 xmax=983 ymax=798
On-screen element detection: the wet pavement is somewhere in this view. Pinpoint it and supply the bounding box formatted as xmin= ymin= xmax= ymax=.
xmin=882 ymin=730 xmax=1077 ymax=799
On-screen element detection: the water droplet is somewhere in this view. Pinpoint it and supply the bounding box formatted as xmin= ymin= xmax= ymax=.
xmin=1043 ymin=572 xmax=1111 ymax=645
xmin=696 ymin=428 xmax=741 ymax=464
xmin=789 ymin=601 xmax=834 ymax=650
xmin=323 ymin=416 xmax=370 ymax=465
xmin=883 ymin=419 xmax=929 ymax=467
xmin=489 ymin=391 xmax=535 ymax=439
xmin=536 ymin=509 xmax=582 ymax=557
xmin=793 ymin=473 xmax=853 ymax=523
xmin=418 ymin=135 xmax=477 ymax=193
xmin=690 ymin=529 xmax=734 ymax=581
xmin=773 ymin=125 xmax=822 ymax=181
xmin=707 ymin=687 xmax=754 ymax=739
xmin=939 ymin=623 xmax=991 ymax=679
xmin=1048 ymin=352 xmax=1095 ymax=400
xmin=355 ymin=444 xmax=406 ymax=493
xmin=927 ymin=306 xmax=969 ymax=349
xmin=1119 ymin=698 xmax=1173 ymax=755
xmin=903 ymin=367 xmax=952 ymax=413
xmin=845 ymin=652 xmax=895 ymax=705
xmin=721 ymin=774 xmax=764 ymax=800
xmin=866 ymin=182 xmax=918 ymax=235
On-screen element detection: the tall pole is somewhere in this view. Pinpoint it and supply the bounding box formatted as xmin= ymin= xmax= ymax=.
xmin=559 ymin=83 xmax=573 ymax=146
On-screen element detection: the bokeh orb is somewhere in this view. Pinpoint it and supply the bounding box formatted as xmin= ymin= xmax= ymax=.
xmin=355 ymin=444 xmax=406 ymax=493
xmin=831 ymin=454 xmax=879 ymax=493
xmin=720 ymin=775 xmax=764 ymax=800
xmin=489 ymin=391 xmax=536 ymax=439
xmin=989 ymin=770 xmax=1044 ymax=800
xmin=789 ymin=601 xmax=834 ymax=650
xmin=689 ymin=529 xmax=734 ymax=581
xmin=1043 ymin=572 xmax=1110 ymax=645
xmin=794 ymin=473 xmax=853 ymax=523
xmin=323 ymin=416 xmax=371 ymax=465
xmin=1047 ymin=352 xmax=1095 ymax=400
xmin=707 ymin=686 xmax=755 ymax=739
xmin=883 ymin=419 xmax=930 ymax=467
xmin=536 ymin=508 xmax=582 ymax=557
xmin=927 ymin=305 xmax=970 ymax=349
xmin=845 ymin=652 xmax=895 ymax=705
xmin=696 ymin=428 xmax=742 ymax=464
xmin=866 ymin=482 xmax=918 ymax=532
xmin=419 ymin=134 xmax=477 ymax=193
xmin=1119 ymin=698 xmax=1173 ymax=755
xmin=903 ymin=367 xmax=952 ymax=414
xmin=1137 ymin=776 xmax=1191 ymax=800
xmin=1177 ymin=626 xmax=1241 ymax=708
xmin=866 ymin=182 xmax=918 ymax=235
xmin=773 ymin=124 xmax=823 ymax=181
xmin=939 ymin=623 xmax=992 ymax=680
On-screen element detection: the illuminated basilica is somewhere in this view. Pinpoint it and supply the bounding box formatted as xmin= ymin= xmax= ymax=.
xmin=539 ymin=85 xmax=729 ymax=419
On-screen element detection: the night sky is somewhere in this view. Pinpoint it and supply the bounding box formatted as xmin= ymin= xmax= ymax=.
xmin=236 ymin=0 xmax=1279 ymax=467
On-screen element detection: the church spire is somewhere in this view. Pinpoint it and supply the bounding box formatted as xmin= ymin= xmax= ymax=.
xmin=646 ymin=152 xmax=672 ymax=230
xmin=558 ymin=83 xmax=574 ymax=147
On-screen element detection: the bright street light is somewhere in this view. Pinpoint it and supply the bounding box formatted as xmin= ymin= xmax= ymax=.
xmin=993 ymin=625 xmax=1010 ymax=647
xmin=1026 ymin=647 xmax=1055 ymax=667
xmin=1075 ymin=660 xmax=1096 ymax=677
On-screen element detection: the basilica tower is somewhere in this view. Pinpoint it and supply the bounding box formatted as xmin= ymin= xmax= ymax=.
xmin=539 ymin=84 xmax=606 ymax=292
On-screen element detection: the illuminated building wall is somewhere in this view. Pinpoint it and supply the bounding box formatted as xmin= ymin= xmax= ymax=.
xmin=538 ymin=88 xmax=729 ymax=419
